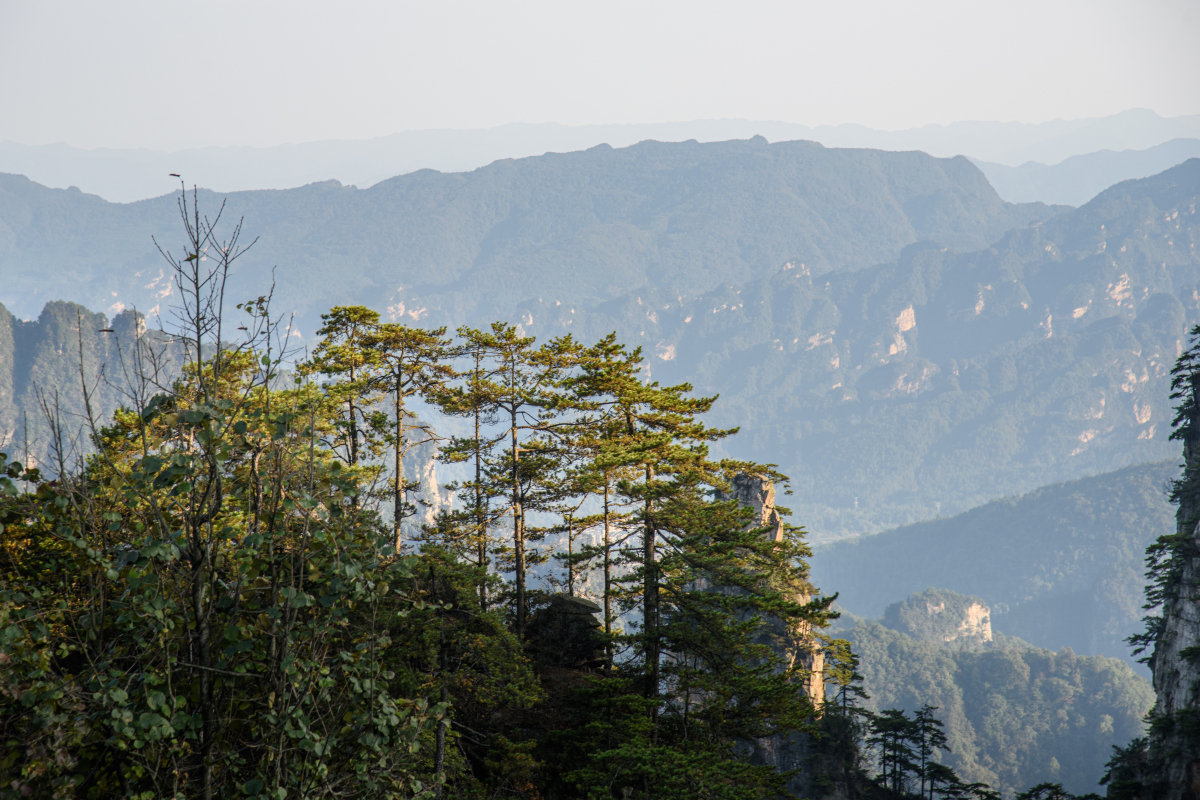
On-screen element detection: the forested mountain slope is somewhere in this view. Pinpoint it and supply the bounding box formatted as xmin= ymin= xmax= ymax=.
xmin=2 ymin=145 xmax=1198 ymax=538
xmin=812 ymin=460 xmax=1176 ymax=670
xmin=537 ymin=160 xmax=1200 ymax=534
xmin=0 ymin=137 xmax=1060 ymax=328
xmin=841 ymin=617 xmax=1153 ymax=795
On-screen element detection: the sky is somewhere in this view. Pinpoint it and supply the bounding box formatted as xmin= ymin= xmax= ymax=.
xmin=1 ymin=0 xmax=1199 ymax=151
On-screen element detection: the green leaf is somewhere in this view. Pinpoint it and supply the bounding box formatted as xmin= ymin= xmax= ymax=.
xmin=242 ymin=778 xmax=264 ymax=795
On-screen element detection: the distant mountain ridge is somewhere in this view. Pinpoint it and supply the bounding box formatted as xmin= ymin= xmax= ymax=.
xmin=3 ymin=108 xmax=1197 ymax=204
xmin=535 ymin=159 xmax=1199 ymax=536
xmin=0 ymin=137 xmax=1060 ymax=329
xmin=2 ymin=144 xmax=1198 ymax=541
xmin=973 ymin=137 xmax=1200 ymax=205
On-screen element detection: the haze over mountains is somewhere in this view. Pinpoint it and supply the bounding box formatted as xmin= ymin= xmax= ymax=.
xmin=3 ymin=120 xmax=1196 ymax=795
xmin=2 ymin=136 xmax=1197 ymax=540
xmin=3 ymin=108 xmax=1198 ymax=204
xmin=974 ymin=137 xmax=1200 ymax=206
xmin=0 ymin=138 xmax=1061 ymax=329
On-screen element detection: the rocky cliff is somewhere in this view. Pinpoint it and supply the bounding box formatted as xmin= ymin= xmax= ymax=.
xmin=1141 ymin=349 xmax=1200 ymax=798
xmin=716 ymin=474 xmax=826 ymax=795
xmin=0 ymin=301 xmax=176 ymax=470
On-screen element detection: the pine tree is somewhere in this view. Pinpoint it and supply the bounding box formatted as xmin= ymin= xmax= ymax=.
xmin=913 ymin=704 xmax=951 ymax=800
xmin=824 ymin=636 xmax=870 ymax=711
xmin=362 ymin=322 xmax=455 ymax=552
xmin=567 ymin=334 xmax=642 ymax=658
xmin=868 ymin=708 xmax=920 ymax=796
xmin=571 ymin=335 xmax=736 ymax=720
xmin=304 ymin=306 xmax=384 ymax=495
xmin=447 ymin=324 xmax=583 ymax=636
xmin=430 ymin=332 xmax=507 ymax=611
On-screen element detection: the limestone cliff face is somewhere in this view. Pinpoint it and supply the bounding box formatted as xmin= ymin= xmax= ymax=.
xmin=722 ymin=473 xmax=785 ymax=543
xmin=399 ymin=429 xmax=453 ymax=538
xmin=1149 ymin=553 xmax=1200 ymax=799
xmin=1134 ymin=342 xmax=1200 ymax=800
xmin=717 ymin=474 xmax=826 ymax=794
xmin=882 ymin=588 xmax=993 ymax=650
xmin=1145 ymin=466 xmax=1200 ymax=798
xmin=718 ymin=474 xmax=824 ymax=702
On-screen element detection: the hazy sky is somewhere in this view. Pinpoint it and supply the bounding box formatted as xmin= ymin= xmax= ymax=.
xmin=2 ymin=0 xmax=1198 ymax=151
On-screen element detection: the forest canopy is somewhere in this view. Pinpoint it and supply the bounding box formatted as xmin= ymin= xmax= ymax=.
xmin=0 ymin=193 xmax=839 ymax=799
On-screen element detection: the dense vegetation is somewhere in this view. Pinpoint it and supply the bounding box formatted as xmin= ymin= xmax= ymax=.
xmin=838 ymin=612 xmax=1153 ymax=795
xmin=0 ymin=196 xmax=846 ymax=799
xmin=812 ymin=461 xmax=1176 ymax=669
xmin=7 ymin=190 xmax=1136 ymax=799
xmin=879 ymin=588 xmax=994 ymax=650
xmin=2 ymin=148 xmax=1197 ymax=798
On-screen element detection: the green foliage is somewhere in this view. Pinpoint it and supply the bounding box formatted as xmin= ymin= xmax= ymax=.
xmin=842 ymin=619 xmax=1154 ymax=795
xmin=1099 ymin=737 xmax=1147 ymax=800
xmin=0 ymin=192 xmax=840 ymax=798
xmin=0 ymin=352 xmax=444 ymax=798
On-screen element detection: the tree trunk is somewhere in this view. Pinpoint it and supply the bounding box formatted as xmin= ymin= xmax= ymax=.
xmin=192 ymin=538 xmax=214 ymax=800
xmin=566 ymin=514 xmax=574 ymax=596
xmin=643 ymin=463 xmax=658 ymax=734
xmin=511 ymin=398 xmax=525 ymax=637
xmin=474 ymin=384 xmax=488 ymax=612
xmin=603 ymin=479 xmax=612 ymax=666
xmin=394 ymin=377 xmax=404 ymax=553
xmin=434 ymin=628 xmax=447 ymax=797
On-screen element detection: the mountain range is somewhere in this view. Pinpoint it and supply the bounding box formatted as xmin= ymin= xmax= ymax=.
xmin=0 ymin=138 xmax=1060 ymax=328
xmin=3 ymin=108 xmax=1198 ymax=204
xmin=974 ymin=137 xmax=1200 ymax=206
xmin=1 ymin=139 xmax=1198 ymax=539
xmin=7 ymin=107 xmax=1200 ymax=799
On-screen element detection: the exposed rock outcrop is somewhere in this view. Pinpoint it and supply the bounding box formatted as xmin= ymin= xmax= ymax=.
xmin=882 ymin=588 xmax=993 ymax=649
xmin=1131 ymin=329 xmax=1200 ymax=800
xmin=1144 ymin=480 xmax=1200 ymax=797
xmin=716 ymin=474 xmax=826 ymax=795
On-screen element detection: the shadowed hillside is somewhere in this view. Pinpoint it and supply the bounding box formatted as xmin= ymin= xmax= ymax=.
xmin=812 ymin=460 xmax=1176 ymax=670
